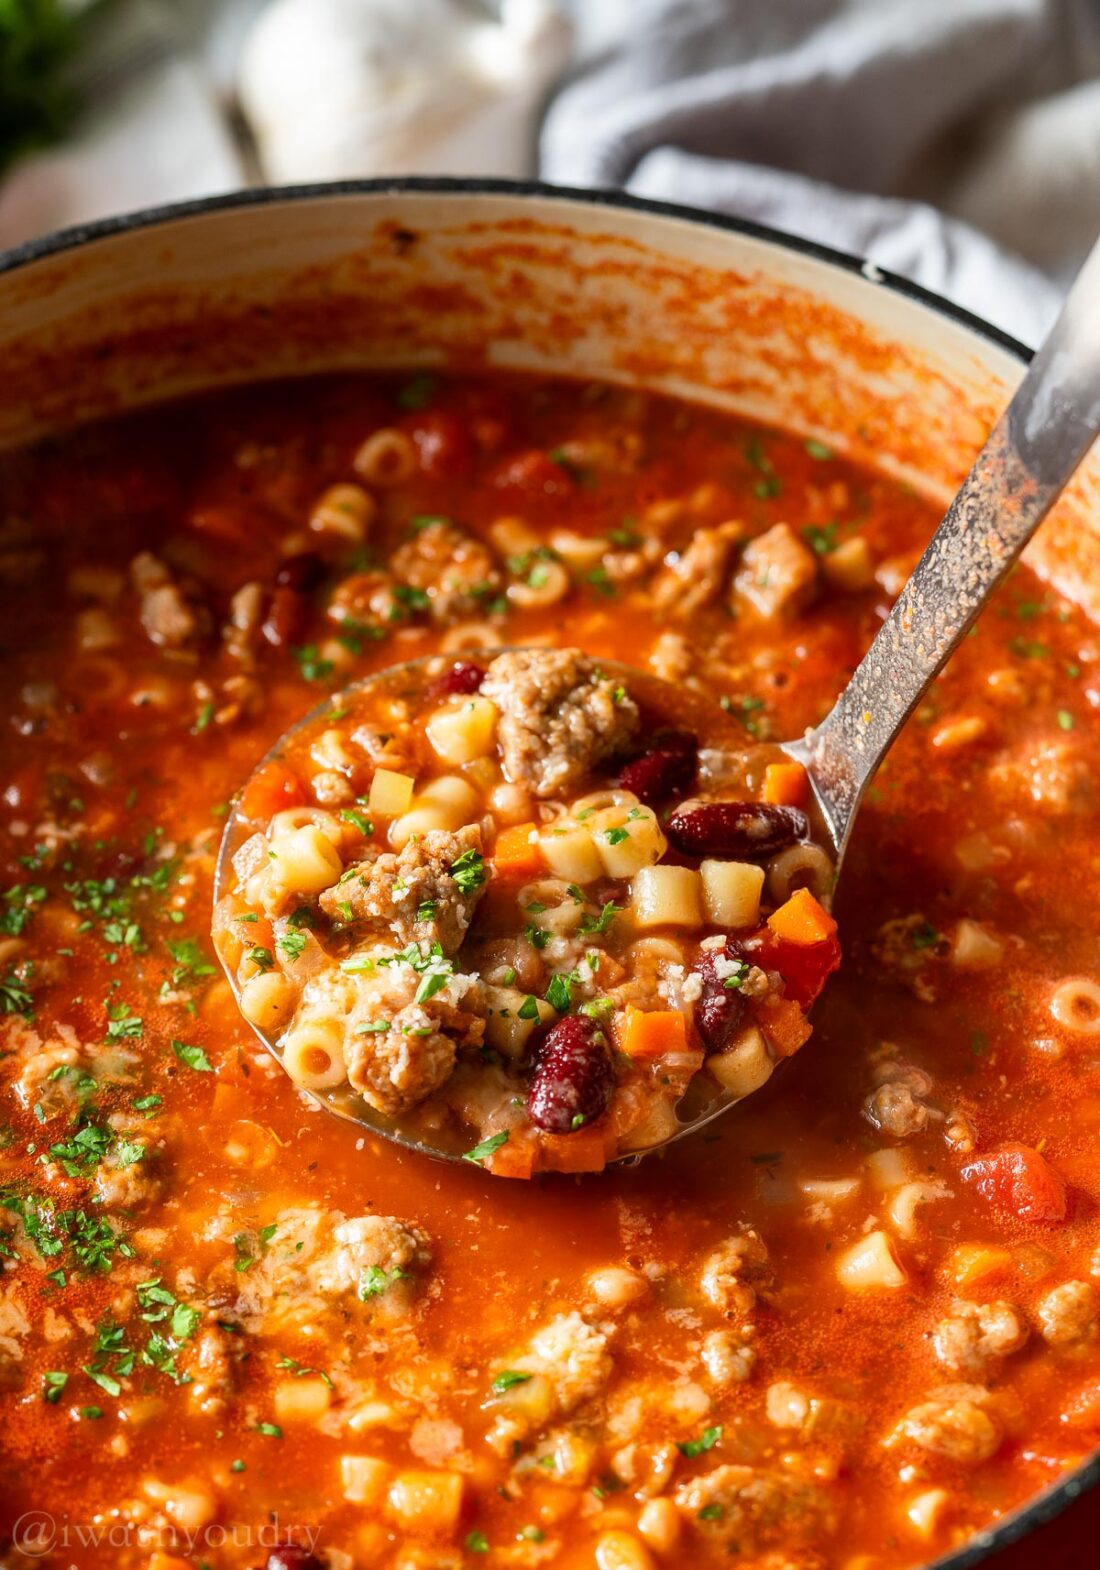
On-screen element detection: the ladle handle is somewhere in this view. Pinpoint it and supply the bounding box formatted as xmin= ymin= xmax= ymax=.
xmin=795 ymin=233 xmax=1100 ymax=856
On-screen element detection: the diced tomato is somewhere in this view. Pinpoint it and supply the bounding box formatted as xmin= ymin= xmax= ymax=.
xmin=961 ymin=1143 xmax=1068 ymax=1225
xmin=753 ymin=995 xmax=813 ymax=1059
xmin=409 ymin=412 xmax=474 ymax=477
xmin=240 ymin=760 xmax=308 ymax=821
xmin=188 ymin=503 xmax=268 ymax=548
xmin=755 ymin=928 xmax=841 ymax=1010
xmin=491 ymin=448 xmax=574 ymax=497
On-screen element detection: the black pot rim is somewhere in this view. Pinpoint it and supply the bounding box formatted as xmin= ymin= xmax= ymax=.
xmin=4 ymin=174 xmax=1087 ymax=1569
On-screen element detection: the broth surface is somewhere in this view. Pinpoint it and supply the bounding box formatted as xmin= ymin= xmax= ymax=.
xmin=1 ymin=373 xmax=1098 ymax=1569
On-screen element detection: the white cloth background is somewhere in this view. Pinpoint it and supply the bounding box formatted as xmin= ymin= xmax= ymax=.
xmin=1 ymin=0 xmax=1098 ymax=348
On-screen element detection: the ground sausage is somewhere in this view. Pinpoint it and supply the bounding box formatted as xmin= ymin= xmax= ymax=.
xmin=732 ymin=523 xmax=818 ymax=619
xmin=893 ymin=1387 xmax=1002 ymax=1463
xmin=390 ymin=520 xmax=501 ymax=624
xmin=1036 ymin=1281 xmax=1099 ymax=1347
xmin=319 ymin=824 xmax=486 ymax=954
xmin=342 ymin=953 xmax=486 ymax=1118
xmin=481 ymin=648 xmax=639 ymax=798
xmin=130 ymin=552 xmax=211 ymax=648
xmin=932 ymin=1300 xmax=1028 ymax=1376
xmin=675 ymin=1464 xmax=836 ymax=1550
xmin=651 ymin=521 xmax=744 ymax=616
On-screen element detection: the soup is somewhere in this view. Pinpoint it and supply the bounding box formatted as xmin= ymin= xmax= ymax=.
xmin=0 ymin=371 xmax=1098 ymax=1570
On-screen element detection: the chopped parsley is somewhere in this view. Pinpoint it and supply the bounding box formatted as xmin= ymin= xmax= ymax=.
xmin=545 ymin=972 xmax=576 ymax=1013
xmin=578 ymin=901 xmax=619 ymax=936
xmin=678 ymin=1425 xmax=723 ymax=1458
xmin=358 ymin=1264 xmax=410 ymax=1300
xmin=293 ymin=645 xmax=334 ymax=683
xmin=276 ymin=931 xmax=308 ymax=963
xmin=0 ymin=973 xmax=33 ymax=1017
xmin=340 ymin=808 xmax=374 ymax=836
xmin=43 ymin=1370 xmax=68 ymax=1404
xmin=805 ymin=438 xmax=834 ymax=460
xmin=171 ymin=1038 xmax=213 ymax=1073
xmin=463 ymin=1130 xmax=509 ymax=1166
xmin=449 ymin=848 xmax=485 ymax=895
xmin=490 ymin=1370 xmax=532 ymax=1395
xmin=246 ymin=946 xmax=275 ymax=973
xmin=166 ymin=937 xmax=216 ymax=986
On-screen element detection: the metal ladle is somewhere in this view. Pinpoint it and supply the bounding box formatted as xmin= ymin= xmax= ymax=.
xmin=214 ymin=234 xmax=1100 ymax=1169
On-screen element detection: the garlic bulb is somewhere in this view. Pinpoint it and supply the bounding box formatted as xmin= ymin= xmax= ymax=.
xmin=238 ymin=0 xmax=573 ymax=183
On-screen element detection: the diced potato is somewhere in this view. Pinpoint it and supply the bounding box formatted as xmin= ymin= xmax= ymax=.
xmin=340 ymin=1455 xmax=390 ymax=1506
xmin=274 ymin=1376 xmax=331 ymax=1423
xmin=949 ymin=918 xmax=1003 ymax=970
xmin=483 ymin=986 xmax=555 ymax=1057
xmin=836 ymin=1229 xmax=907 ymax=1291
xmin=906 ymin=1488 xmax=951 ymax=1541
xmin=426 ymin=696 xmax=499 ymax=765
xmin=488 ymin=1370 xmax=554 ymax=1424
xmin=619 ymin=1097 xmax=681 ymax=1153
xmin=822 ymin=535 xmax=874 ymax=592
xmin=386 ymin=1469 xmax=465 ymax=1537
xmin=590 ymin=804 xmax=667 ymax=878
xmin=708 ymin=1024 xmax=773 ymax=1097
xmin=631 ymin=864 xmax=703 ymax=928
xmin=700 ymin=859 xmax=764 ymax=928
xmin=864 ymin=1146 xmax=916 ymax=1190
xmin=539 ymin=823 xmax=603 ymax=884
xmin=268 ymin=824 xmax=343 ymax=894
xmin=368 ymin=768 xmax=415 ymax=817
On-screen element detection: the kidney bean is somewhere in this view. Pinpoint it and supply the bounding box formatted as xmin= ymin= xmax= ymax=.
xmin=617 ymin=728 xmax=697 ymax=805
xmin=262 ymin=1547 xmax=323 ymax=1570
xmin=262 ymin=586 xmax=310 ymax=648
xmin=274 ymin=551 xmax=324 ymax=593
xmin=693 ymin=939 xmax=751 ymax=1054
xmin=527 ymin=1015 xmax=615 ymax=1134
xmin=410 ymin=411 xmax=474 ymax=477
xmin=666 ymin=800 xmax=808 ymax=859
xmin=431 ymin=660 xmax=485 ymax=698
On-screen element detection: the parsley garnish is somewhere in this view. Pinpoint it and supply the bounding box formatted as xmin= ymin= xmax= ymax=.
xmin=463 ymin=1130 xmax=509 ymax=1165
xmin=358 ymin=1265 xmax=410 ymax=1300
xmin=449 ymin=848 xmax=485 ymax=895
xmin=171 ymin=1038 xmax=213 ymax=1073
xmin=490 ymin=1370 xmax=532 ymax=1395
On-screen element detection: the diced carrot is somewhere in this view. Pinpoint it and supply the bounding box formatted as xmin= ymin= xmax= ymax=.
xmin=753 ymin=995 xmax=813 ymax=1059
xmin=762 ymin=760 xmax=809 ymax=807
xmin=240 ymin=759 xmax=308 ymax=821
xmin=945 ymin=1243 xmax=1013 ymax=1292
xmin=767 ymin=887 xmax=838 ymax=946
xmin=541 ymin=1126 xmax=610 ymax=1174
xmin=492 ymin=822 xmax=543 ymax=878
xmin=616 ymin=1006 xmax=687 ymax=1060
xmin=486 ymin=1135 xmax=536 ymax=1180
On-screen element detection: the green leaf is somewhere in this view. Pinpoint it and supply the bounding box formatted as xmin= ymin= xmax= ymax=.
xmin=171 ymin=1039 xmax=213 ymax=1073
xmin=449 ymin=848 xmax=485 ymax=896
xmin=679 ymin=1424 xmax=722 ymax=1458
xmin=463 ymin=1130 xmax=509 ymax=1166
xmin=43 ymin=1370 xmax=68 ymax=1404
xmin=805 ymin=438 xmax=834 ymax=460
xmin=490 ymin=1369 xmax=532 ymax=1395
xmin=358 ymin=1264 xmax=410 ymax=1300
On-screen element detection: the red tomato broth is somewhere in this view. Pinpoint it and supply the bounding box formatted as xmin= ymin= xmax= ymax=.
xmin=0 ymin=370 xmax=1097 ymax=1568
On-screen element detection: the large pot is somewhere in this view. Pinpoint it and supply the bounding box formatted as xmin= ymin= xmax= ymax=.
xmin=2 ymin=177 xmax=1097 ymax=1569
